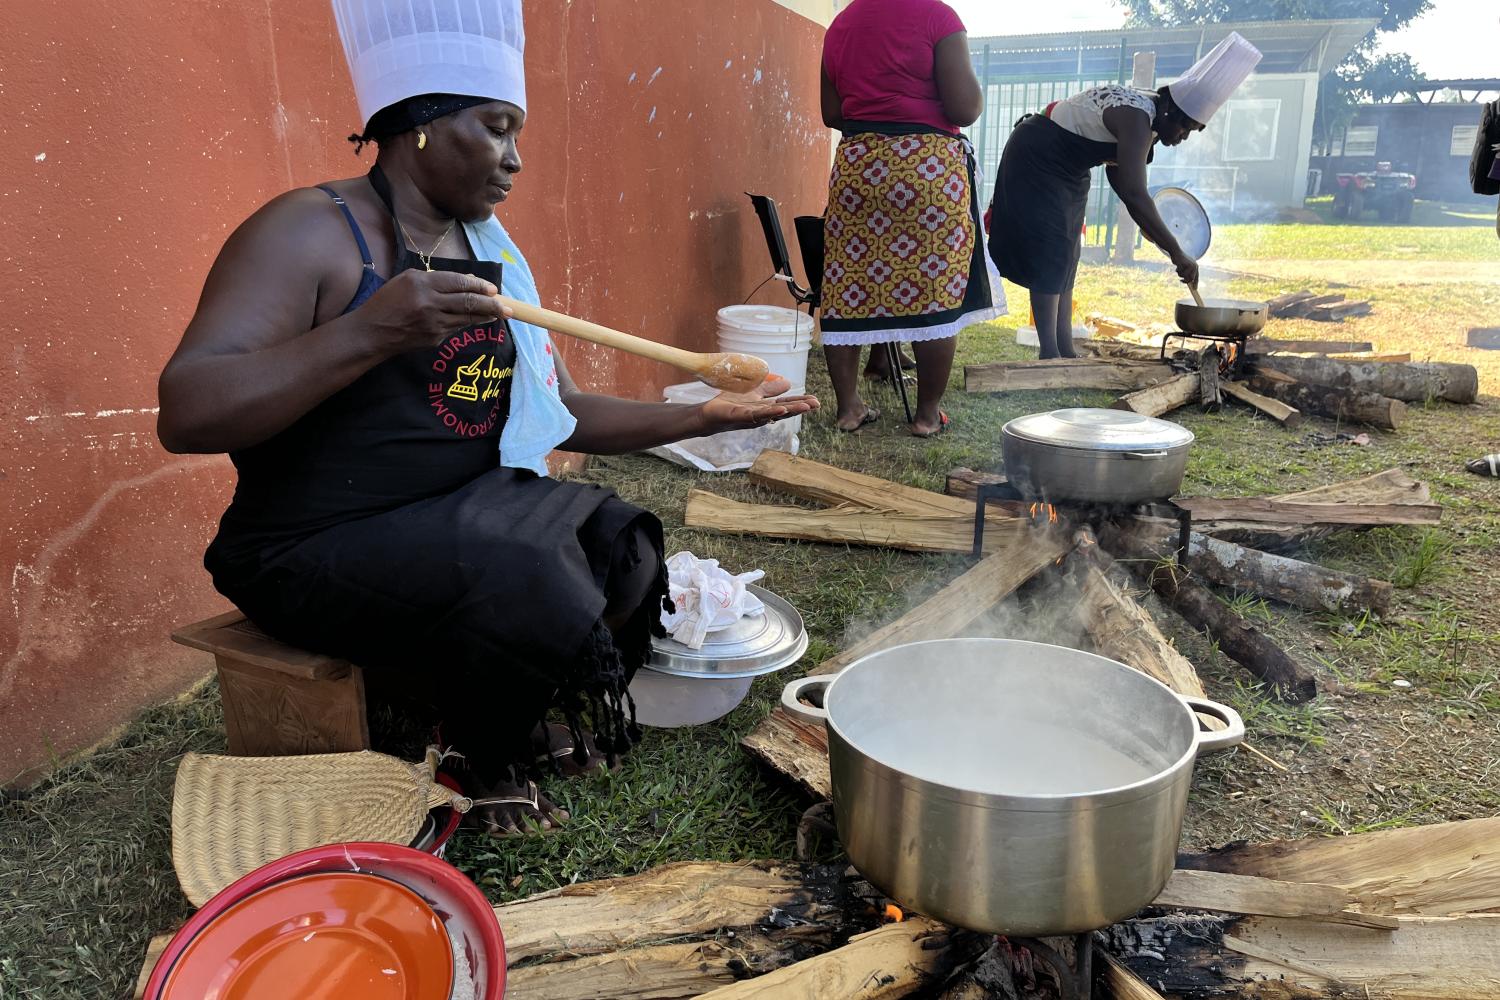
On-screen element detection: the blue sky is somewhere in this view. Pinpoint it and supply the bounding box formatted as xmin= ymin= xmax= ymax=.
xmin=946 ymin=0 xmax=1494 ymax=79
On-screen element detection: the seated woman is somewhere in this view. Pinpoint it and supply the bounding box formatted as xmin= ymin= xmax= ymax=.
xmin=156 ymin=0 xmax=816 ymax=836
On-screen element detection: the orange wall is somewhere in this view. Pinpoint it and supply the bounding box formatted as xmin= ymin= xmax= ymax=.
xmin=0 ymin=0 xmax=830 ymax=785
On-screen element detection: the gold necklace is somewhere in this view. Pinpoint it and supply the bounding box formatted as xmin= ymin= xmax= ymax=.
xmin=398 ymin=217 xmax=456 ymax=271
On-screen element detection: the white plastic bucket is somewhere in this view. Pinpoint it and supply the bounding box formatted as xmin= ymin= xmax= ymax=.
xmin=716 ymin=305 xmax=814 ymax=393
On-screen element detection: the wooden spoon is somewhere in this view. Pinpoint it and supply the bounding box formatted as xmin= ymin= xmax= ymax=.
xmin=1187 ymin=280 xmax=1206 ymax=308
xmin=497 ymin=295 xmax=771 ymax=393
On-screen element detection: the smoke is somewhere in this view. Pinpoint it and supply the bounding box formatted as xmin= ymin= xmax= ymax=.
xmin=830 ymin=525 xmax=1101 ymax=665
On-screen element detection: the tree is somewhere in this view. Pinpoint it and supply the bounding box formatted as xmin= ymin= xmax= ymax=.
xmin=1121 ymin=0 xmax=1430 ymax=151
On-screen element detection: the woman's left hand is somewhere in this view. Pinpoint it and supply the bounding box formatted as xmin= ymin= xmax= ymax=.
xmin=699 ymin=376 xmax=820 ymax=434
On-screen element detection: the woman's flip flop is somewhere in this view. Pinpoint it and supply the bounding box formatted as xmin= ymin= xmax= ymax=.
xmin=909 ymin=411 xmax=951 ymax=438
xmin=838 ymin=406 xmax=880 ymax=433
xmin=465 ymin=780 xmax=564 ymax=838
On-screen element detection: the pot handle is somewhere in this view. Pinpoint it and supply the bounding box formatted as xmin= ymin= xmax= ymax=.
xmin=781 ymin=675 xmax=832 ymax=721
xmin=1122 ymin=450 xmax=1171 ymax=460
xmin=1181 ymin=696 xmax=1246 ymax=753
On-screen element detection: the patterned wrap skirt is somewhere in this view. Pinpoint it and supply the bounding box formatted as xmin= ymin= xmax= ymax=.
xmin=820 ymin=124 xmax=1003 ymax=347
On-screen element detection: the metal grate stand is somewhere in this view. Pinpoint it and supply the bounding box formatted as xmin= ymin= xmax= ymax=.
xmin=1160 ymin=330 xmax=1252 ymax=379
xmin=971 ymin=481 xmax=1193 ymax=565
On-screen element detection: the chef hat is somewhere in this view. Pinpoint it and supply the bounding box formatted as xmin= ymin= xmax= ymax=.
xmin=331 ymin=0 xmax=526 ymax=131
xmin=1168 ymin=31 xmax=1263 ymax=126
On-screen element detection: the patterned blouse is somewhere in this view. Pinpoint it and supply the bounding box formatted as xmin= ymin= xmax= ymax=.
xmin=1047 ymin=85 xmax=1157 ymax=143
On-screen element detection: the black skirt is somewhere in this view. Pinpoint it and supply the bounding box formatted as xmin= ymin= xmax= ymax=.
xmin=208 ymin=467 xmax=667 ymax=772
xmin=988 ymin=116 xmax=1117 ymax=294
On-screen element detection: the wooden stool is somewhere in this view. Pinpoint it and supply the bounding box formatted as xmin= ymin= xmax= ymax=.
xmin=172 ymin=611 xmax=370 ymax=756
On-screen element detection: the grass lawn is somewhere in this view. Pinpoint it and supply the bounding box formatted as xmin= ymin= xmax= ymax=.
xmin=5 ymin=225 xmax=1500 ymax=998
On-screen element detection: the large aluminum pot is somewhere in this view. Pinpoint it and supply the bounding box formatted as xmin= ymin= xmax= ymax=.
xmin=1001 ymin=408 xmax=1193 ymax=504
xmin=780 ymin=638 xmax=1243 ymax=936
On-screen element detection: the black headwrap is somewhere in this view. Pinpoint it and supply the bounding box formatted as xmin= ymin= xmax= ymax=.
xmin=347 ymin=93 xmax=495 ymax=154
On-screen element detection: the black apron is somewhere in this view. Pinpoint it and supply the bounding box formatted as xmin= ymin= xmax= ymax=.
xmin=987 ymin=115 xmax=1119 ymax=294
xmin=205 ymin=166 xmax=668 ymax=779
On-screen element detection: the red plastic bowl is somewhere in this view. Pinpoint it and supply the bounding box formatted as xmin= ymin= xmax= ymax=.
xmin=143 ymin=842 xmax=504 ymax=1000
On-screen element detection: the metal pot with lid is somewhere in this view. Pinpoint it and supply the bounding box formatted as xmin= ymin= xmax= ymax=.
xmin=1001 ymin=407 xmax=1194 ymax=504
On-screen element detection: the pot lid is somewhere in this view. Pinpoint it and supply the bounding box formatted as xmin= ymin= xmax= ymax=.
xmin=1153 ymin=186 xmax=1211 ymax=261
xmin=649 ymin=585 xmax=808 ymax=679
xmin=1003 ymin=408 xmax=1194 ymax=451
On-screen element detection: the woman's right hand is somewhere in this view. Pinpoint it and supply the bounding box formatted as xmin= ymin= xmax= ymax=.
xmin=1170 ymin=250 xmax=1200 ymax=290
xmin=360 ymin=270 xmax=511 ymax=353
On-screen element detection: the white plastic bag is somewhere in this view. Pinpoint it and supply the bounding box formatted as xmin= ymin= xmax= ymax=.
xmin=646 ymin=382 xmax=798 ymax=473
xmin=659 ymin=551 xmax=765 ymax=649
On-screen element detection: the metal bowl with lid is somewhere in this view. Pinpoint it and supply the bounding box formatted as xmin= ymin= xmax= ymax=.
xmin=632 ymin=585 xmax=807 ymax=728
xmin=1001 ymin=407 xmax=1194 ymax=504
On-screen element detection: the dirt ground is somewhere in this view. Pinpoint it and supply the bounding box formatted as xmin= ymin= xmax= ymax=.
xmin=1213 ymin=259 xmax=1500 ymax=285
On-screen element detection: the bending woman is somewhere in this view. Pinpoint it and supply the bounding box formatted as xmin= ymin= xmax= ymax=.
xmin=989 ymin=32 xmax=1262 ymax=359
xmin=156 ymin=0 xmax=816 ymax=836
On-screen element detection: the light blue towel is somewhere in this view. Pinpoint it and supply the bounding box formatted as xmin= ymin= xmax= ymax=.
xmin=462 ymin=215 xmax=578 ymax=477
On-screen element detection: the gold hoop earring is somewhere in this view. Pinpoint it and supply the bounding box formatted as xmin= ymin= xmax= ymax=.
xmin=417 ymin=130 xmax=427 ymax=150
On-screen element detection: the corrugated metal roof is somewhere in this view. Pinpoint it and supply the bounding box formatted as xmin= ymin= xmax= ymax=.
xmin=969 ymin=19 xmax=1379 ymax=80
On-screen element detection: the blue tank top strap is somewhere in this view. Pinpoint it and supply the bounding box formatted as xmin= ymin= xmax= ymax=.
xmin=316 ymin=184 xmax=384 ymax=314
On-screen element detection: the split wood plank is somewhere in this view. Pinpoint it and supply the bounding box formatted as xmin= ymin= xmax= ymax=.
xmin=1199 ymin=347 xmax=1222 ymax=412
xmin=965 ymin=358 xmax=1173 ymax=393
xmin=494 ymin=861 xmax=862 ymax=962
xmin=1265 ymin=290 xmax=1318 ymax=313
xmin=1248 ymin=337 xmax=1374 ymax=355
xmin=1173 ymin=495 xmax=1441 ymax=527
xmin=684 ymin=491 xmax=1022 ymax=555
xmin=943 ymin=467 xmax=1010 ymax=503
xmin=1108 ymin=913 xmax=1500 ymax=999
xmin=1199 ymin=467 xmax=1432 ymax=550
xmin=503 ymin=933 xmax=797 ymax=999
xmin=133 ymin=936 xmax=171 ymax=1000
xmin=1121 ymin=518 xmax=1393 ymax=615
xmin=813 ymin=532 xmax=1073 ymax=680
xmin=747 ymin=451 xmax=982 ymax=520
xmin=1306 ymin=300 xmax=1373 ymax=322
xmin=1247 ymin=371 xmax=1407 ymax=430
xmin=1088 ymin=314 xmax=1140 ymax=338
xmin=1468 ymin=327 xmax=1500 ymax=350
xmin=1068 ymin=535 xmax=1205 ymax=698
xmin=1219 ymin=379 xmax=1303 ymax=427
xmin=1083 ymin=340 xmax=1169 ymax=363
xmin=1329 ymin=350 xmax=1411 ymax=362
xmin=1154 ymin=869 xmax=1398 ymax=930
xmin=1097 ymin=950 xmax=1168 ymax=1000
xmin=1248 ymin=355 xmax=1479 ymax=404
xmin=691 ymin=918 xmax=973 ymax=1000
xmin=1113 ymin=372 xmax=1199 ymax=417
xmin=1277 ymin=293 xmax=1346 ymax=318
xmin=742 ymin=534 xmax=1075 ymax=800
xmin=1180 ymin=816 xmax=1500 ymax=916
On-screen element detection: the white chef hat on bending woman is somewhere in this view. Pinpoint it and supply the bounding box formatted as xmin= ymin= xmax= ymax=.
xmin=331 ymin=0 xmax=526 ymax=132
xmin=1168 ymin=31 xmax=1263 ymax=125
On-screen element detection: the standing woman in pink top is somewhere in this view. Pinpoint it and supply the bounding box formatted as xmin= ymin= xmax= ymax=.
xmin=819 ymin=0 xmax=999 ymax=436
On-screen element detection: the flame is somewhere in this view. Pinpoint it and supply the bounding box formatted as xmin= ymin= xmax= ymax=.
xmin=883 ymin=904 xmax=905 ymax=923
xmin=1027 ymin=502 xmax=1060 ymax=525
